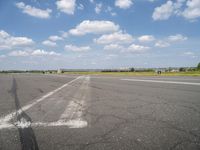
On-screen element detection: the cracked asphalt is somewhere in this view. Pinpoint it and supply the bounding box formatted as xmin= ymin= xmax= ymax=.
xmin=0 ymin=74 xmax=200 ymax=150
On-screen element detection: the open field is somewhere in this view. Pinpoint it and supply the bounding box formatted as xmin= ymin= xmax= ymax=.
xmin=62 ymin=71 xmax=200 ymax=76
xmin=0 ymin=73 xmax=200 ymax=150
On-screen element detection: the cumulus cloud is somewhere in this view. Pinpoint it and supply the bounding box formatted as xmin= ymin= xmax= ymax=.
xmin=65 ymin=44 xmax=91 ymax=52
xmin=183 ymin=51 xmax=197 ymax=58
xmin=16 ymin=2 xmax=52 ymax=19
xmin=138 ymin=35 xmax=155 ymax=42
xmin=168 ymin=34 xmax=188 ymax=42
xmin=155 ymin=41 xmax=170 ymax=48
xmin=127 ymin=44 xmax=150 ymax=53
xmin=95 ymin=3 xmax=102 ymax=14
xmin=105 ymin=6 xmax=117 ymax=16
xmin=31 ymin=49 xmax=60 ymax=56
xmin=183 ymin=51 xmax=195 ymax=55
xmin=153 ymin=34 xmax=187 ymax=48
xmin=77 ymin=4 xmax=84 ymax=10
xmin=9 ymin=49 xmax=60 ymax=57
xmin=56 ymin=0 xmax=76 ymax=15
xmin=182 ymin=0 xmax=200 ymax=20
xmin=152 ymin=1 xmax=174 ymax=20
xmin=103 ymin=44 xmax=124 ymax=50
xmin=115 ymin=0 xmax=133 ymax=9
xmin=0 ymin=30 xmax=9 ymax=38
xmin=9 ymin=50 xmax=29 ymax=57
xmin=94 ymin=31 xmax=133 ymax=44
xmin=48 ymin=35 xmax=63 ymax=41
xmin=42 ymin=40 xmax=57 ymax=47
xmin=152 ymin=0 xmax=200 ymax=21
xmin=69 ymin=20 xmax=119 ymax=36
xmin=60 ymin=31 xmax=68 ymax=38
xmin=0 ymin=30 xmax=34 ymax=50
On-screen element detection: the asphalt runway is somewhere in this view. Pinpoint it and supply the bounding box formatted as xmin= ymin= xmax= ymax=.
xmin=0 ymin=74 xmax=200 ymax=150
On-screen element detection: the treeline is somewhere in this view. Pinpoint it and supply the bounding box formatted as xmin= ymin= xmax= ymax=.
xmin=0 ymin=70 xmax=56 ymax=74
xmin=101 ymin=68 xmax=154 ymax=72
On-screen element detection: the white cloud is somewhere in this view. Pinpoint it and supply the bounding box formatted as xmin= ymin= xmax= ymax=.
xmin=60 ymin=31 xmax=68 ymax=38
xmin=69 ymin=20 xmax=119 ymax=36
xmin=127 ymin=44 xmax=150 ymax=53
xmin=111 ymin=12 xmax=117 ymax=16
xmin=89 ymin=0 xmax=94 ymax=3
xmin=168 ymin=34 xmax=188 ymax=42
xmin=95 ymin=31 xmax=133 ymax=44
xmin=152 ymin=0 xmax=200 ymax=21
xmin=9 ymin=49 xmax=60 ymax=57
xmin=183 ymin=51 xmax=197 ymax=58
xmin=106 ymin=6 xmax=117 ymax=16
xmin=9 ymin=50 xmax=29 ymax=57
xmin=95 ymin=3 xmax=102 ymax=14
xmin=16 ymin=2 xmax=52 ymax=19
xmin=48 ymin=35 xmax=63 ymax=41
xmin=115 ymin=0 xmax=133 ymax=9
xmin=155 ymin=41 xmax=170 ymax=48
xmin=138 ymin=35 xmax=155 ymax=42
xmin=32 ymin=49 xmax=60 ymax=56
xmin=152 ymin=1 xmax=174 ymax=20
xmin=9 ymin=37 xmax=34 ymax=47
xmin=183 ymin=51 xmax=194 ymax=55
xmin=78 ymin=4 xmax=84 ymax=10
xmin=105 ymin=54 xmax=118 ymax=60
xmin=182 ymin=0 xmax=200 ymax=20
xmin=56 ymin=0 xmax=76 ymax=15
xmin=42 ymin=40 xmax=57 ymax=47
xmin=0 ymin=30 xmax=9 ymax=38
xmin=104 ymin=44 xmax=124 ymax=50
xmin=0 ymin=30 xmax=34 ymax=50
xmin=65 ymin=44 xmax=91 ymax=52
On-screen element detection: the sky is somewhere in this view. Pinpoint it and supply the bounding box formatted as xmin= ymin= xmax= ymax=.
xmin=0 ymin=0 xmax=200 ymax=70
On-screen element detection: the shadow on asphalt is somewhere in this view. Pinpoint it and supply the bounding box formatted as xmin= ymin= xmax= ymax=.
xmin=9 ymin=77 xmax=39 ymax=150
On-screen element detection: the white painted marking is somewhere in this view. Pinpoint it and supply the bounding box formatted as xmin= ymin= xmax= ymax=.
xmin=14 ymin=118 xmax=31 ymax=129
xmin=0 ymin=123 xmax=14 ymax=129
xmin=57 ymin=76 xmax=90 ymax=128
xmin=121 ymin=79 xmax=200 ymax=86
xmin=0 ymin=76 xmax=90 ymax=130
xmin=0 ymin=120 xmax=88 ymax=129
xmin=0 ymin=76 xmax=82 ymax=124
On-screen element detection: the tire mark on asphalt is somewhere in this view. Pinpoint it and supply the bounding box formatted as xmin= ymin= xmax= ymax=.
xmin=9 ymin=77 xmax=39 ymax=150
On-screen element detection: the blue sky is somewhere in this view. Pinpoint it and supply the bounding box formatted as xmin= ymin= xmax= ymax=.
xmin=0 ymin=0 xmax=200 ymax=70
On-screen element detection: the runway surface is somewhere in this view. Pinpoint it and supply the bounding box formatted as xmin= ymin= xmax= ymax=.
xmin=0 ymin=74 xmax=200 ymax=150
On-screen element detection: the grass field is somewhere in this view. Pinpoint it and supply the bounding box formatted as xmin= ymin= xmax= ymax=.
xmin=1 ymin=71 xmax=200 ymax=76
xmin=63 ymin=71 xmax=200 ymax=76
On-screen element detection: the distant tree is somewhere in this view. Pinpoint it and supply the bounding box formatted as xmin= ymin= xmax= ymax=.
xmin=188 ymin=68 xmax=196 ymax=71
xmin=130 ymin=68 xmax=135 ymax=72
xmin=179 ymin=67 xmax=186 ymax=72
xmin=168 ymin=67 xmax=172 ymax=72
xmin=197 ymin=62 xmax=200 ymax=70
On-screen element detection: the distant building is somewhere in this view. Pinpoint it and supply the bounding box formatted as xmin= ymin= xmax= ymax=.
xmin=154 ymin=68 xmax=167 ymax=73
xmin=57 ymin=69 xmax=63 ymax=74
xmin=170 ymin=69 xmax=179 ymax=72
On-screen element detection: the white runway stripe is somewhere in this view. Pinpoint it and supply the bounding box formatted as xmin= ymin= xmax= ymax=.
xmin=0 ymin=76 xmax=82 ymax=125
xmin=0 ymin=121 xmax=87 ymax=129
xmin=57 ymin=76 xmax=90 ymax=128
xmin=0 ymin=76 xmax=90 ymax=130
xmin=121 ymin=79 xmax=200 ymax=86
